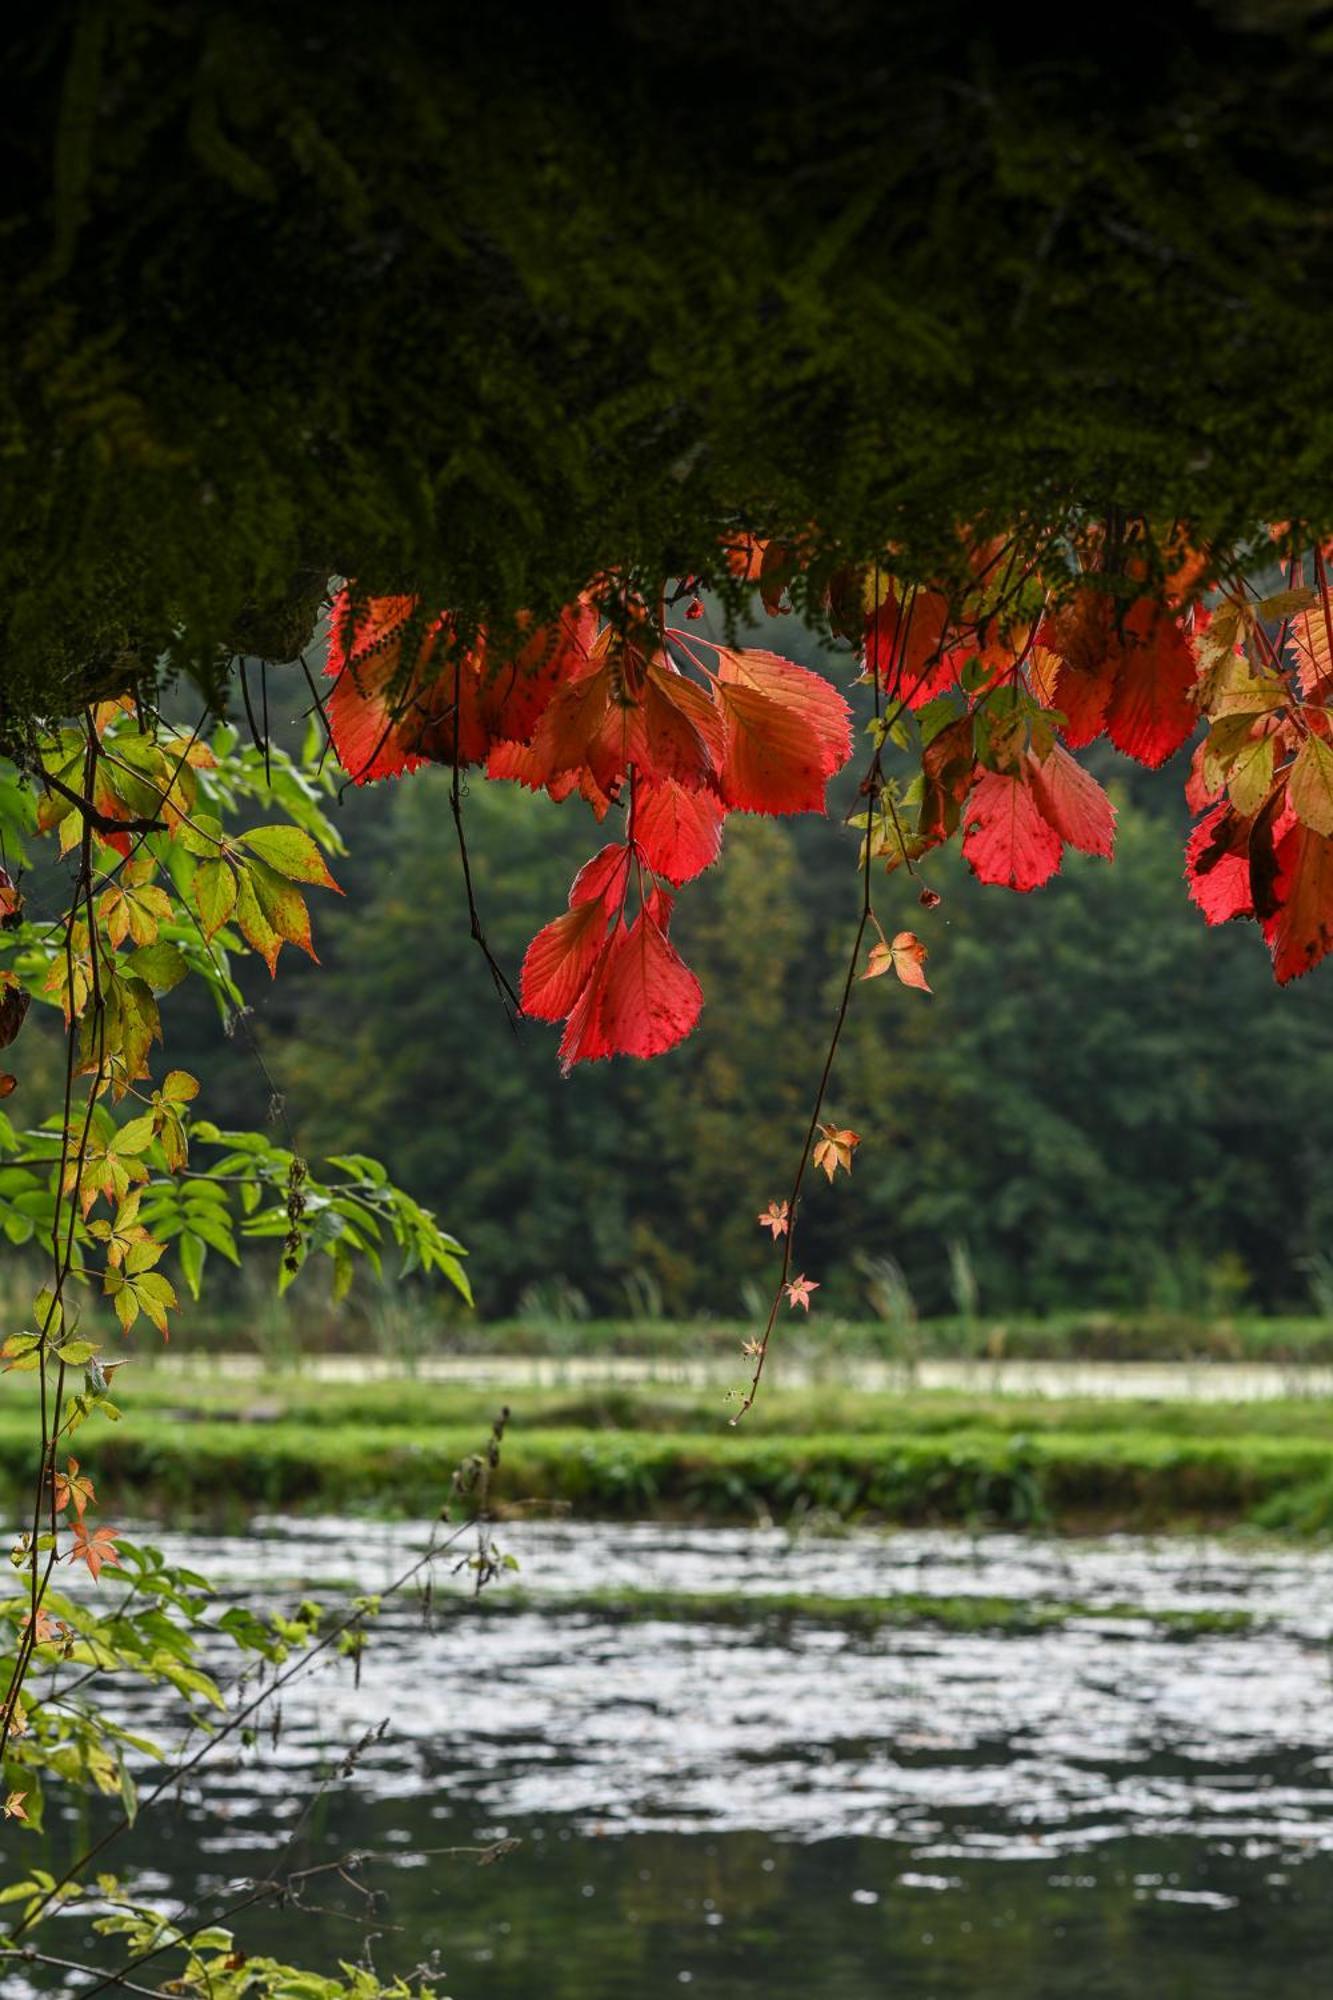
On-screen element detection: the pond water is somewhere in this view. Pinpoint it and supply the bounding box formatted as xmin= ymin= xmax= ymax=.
xmin=26 ymin=1520 xmax=1333 ymax=1997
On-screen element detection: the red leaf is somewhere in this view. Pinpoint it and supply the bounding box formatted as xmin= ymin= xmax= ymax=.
xmin=558 ymin=906 xmax=703 ymax=1070
xmin=519 ymin=901 xmax=607 ymax=1021
xmin=714 ymin=648 xmax=852 ymax=814
xmin=962 ymin=770 xmax=1064 ymax=891
xmin=1049 ymin=659 xmax=1117 ymax=748
xmin=522 ymin=642 xmax=723 ymax=796
xmin=569 ymin=844 xmax=632 ymax=910
xmin=638 ymin=664 xmax=727 ymax=787
xmin=478 ymin=603 xmax=599 ymax=746
xmin=1025 ymin=744 xmax=1116 ymax=858
xmin=1184 ymin=739 xmax=1218 ymax=815
xmin=67 ymin=1521 xmax=121 ymax=1584
xmin=325 ymin=634 xmax=432 ymax=783
xmin=1184 ymin=804 xmax=1254 ymax=925
xmin=1262 ymin=821 xmax=1333 ymax=984
xmin=633 ymin=778 xmax=725 ymax=884
xmin=522 ymin=654 xmax=623 ymax=792
xmin=1103 ymin=600 xmax=1199 ymax=768
xmin=863 ymin=589 xmax=957 ymax=707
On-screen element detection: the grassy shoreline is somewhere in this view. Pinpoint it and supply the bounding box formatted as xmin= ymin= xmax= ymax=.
xmin=4 ymin=1373 xmax=1331 ymax=1534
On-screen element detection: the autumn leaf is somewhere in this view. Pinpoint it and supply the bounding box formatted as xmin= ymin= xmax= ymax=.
xmin=67 ymin=1521 xmax=122 ymax=1582
xmin=712 ymin=647 xmax=852 ymax=814
xmin=757 ymin=1200 xmax=789 ymax=1238
xmin=20 ymin=1608 xmax=59 ymax=1646
xmin=1103 ymin=599 xmax=1199 ymax=768
xmin=191 ymin=857 xmax=239 ymax=940
xmin=1288 ymin=734 xmax=1333 ymax=837
xmin=888 ymin=931 xmax=931 ymax=992
xmin=812 ymin=1125 xmax=860 ymax=1181
xmin=633 ymin=777 xmax=725 ymax=884
xmin=567 ymin=843 xmax=632 ymax=911
xmin=559 ymin=894 xmax=704 ymax=1071
xmin=863 ymin=587 xmax=957 ymax=707
xmin=962 ymin=770 xmax=1063 ymax=891
xmin=239 ymin=825 xmax=342 ymax=893
xmin=0 ymin=973 xmax=31 ymax=1051
xmin=54 ymin=1457 xmax=95 ymax=1520
xmin=784 ymin=1274 xmax=819 ymax=1310
xmin=520 ymin=901 xmax=608 ymax=1022
xmin=3 ymin=1791 xmax=27 ymax=1821
xmin=917 ymin=713 xmax=976 ymax=844
xmin=1025 ymin=744 xmax=1116 ymax=858
xmin=1184 ymin=804 xmax=1256 ymax=925
xmin=1262 ymin=820 xmax=1333 ymax=984
xmin=863 ymin=933 xmax=931 ymax=990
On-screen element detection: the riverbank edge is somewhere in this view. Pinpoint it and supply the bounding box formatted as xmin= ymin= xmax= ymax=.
xmin=6 ymin=1416 xmax=1333 ymax=1534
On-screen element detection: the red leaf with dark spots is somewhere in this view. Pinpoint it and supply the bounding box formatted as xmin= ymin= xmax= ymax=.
xmin=1185 ymin=804 xmax=1254 ymax=925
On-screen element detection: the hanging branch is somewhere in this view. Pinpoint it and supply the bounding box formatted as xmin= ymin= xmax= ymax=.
xmin=450 ymin=651 xmax=521 ymax=1021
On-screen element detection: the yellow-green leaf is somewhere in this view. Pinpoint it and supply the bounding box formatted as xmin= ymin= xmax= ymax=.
xmin=191 ymin=858 xmax=237 ymax=940
xmin=239 ymin=825 xmax=341 ymax=892
xmin=1289 ymin=734 xmax=1333 ymax=836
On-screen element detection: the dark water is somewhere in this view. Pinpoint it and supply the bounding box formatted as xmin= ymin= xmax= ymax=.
xmin=26 ymin=1522 xmax=1333 ymax=1997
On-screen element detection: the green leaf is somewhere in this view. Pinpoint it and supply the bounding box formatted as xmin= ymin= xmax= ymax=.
xmin=124 ymin=942 xmax=188 ymax=994
xmin=247 ymin=859 xmax=316 ymax=958
xmin=54 ymin=1339 xmax=99 ymax=1365
xmin=114 ymin=1115 xmax=158 ymax=1156
xmin=175 ymin=811 xmax=226 ymax=860
xmin=1225 ymin=732 xmax=1275 ymax=819
xmin=1289 ymin=734 xmax=1333 ymax=836
xmin=191 ymin=857 xmax=237 ymax=939
xmin=239 ymin=825 xmax=341 ymax=891
xmin=178 ymin=1230 xmax=205 ymax=1300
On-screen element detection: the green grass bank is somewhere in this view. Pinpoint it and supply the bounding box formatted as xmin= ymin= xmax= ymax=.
xmin=4 ymin=1374 xmax=1331 ymax=1534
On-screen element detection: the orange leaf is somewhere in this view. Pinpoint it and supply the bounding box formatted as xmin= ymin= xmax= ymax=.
xmin=888 ymin=930 xmax=931 ymax=992
xmin=714 ymin=648 xmax=852 ymax=814
xmin=68 ymin=1521 xmax=122 ymax=1583
xmin=812 ymin=1125 xmax=860 ymax=1180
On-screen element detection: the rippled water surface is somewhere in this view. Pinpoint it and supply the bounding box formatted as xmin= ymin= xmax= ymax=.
xmin=30 ymin=1520 xmax=1333 ymax=1996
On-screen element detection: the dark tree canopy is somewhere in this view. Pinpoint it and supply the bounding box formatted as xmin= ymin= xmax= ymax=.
xmin=6 ymin=2 xmax=1333 ymax=733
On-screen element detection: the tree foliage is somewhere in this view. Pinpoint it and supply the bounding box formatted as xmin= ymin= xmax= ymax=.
xmin=0 ymin=707 xmax=474 ymax=1996
xmin=8 ymin=4 xmax=1333 ymax=728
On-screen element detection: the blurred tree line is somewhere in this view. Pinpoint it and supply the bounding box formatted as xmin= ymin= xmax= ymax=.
xmin=164 ymin=672 xmax=1333 ymax=1323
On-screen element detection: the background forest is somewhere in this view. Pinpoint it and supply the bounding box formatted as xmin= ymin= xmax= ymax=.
xmin=118 ymin=621 xmax=1333 ymax=1331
